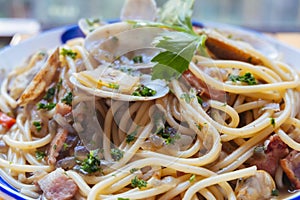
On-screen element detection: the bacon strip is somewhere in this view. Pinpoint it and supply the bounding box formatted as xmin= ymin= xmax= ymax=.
xmin=183 ymin=70 xmax=226 ymax=101
xmin=47 ymin=128 xmax=68 ymax=165
xmin=38 ymin=168 xmax=78 ymax=200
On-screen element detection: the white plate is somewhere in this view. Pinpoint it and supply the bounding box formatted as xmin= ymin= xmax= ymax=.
xmin=0 ymin=22 xmax=300 ymax=200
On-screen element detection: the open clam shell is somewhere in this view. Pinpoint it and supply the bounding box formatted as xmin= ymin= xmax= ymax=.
xmin=69 ymin=66 xmax=169 ymax=101
xmin=84 ymin=22 xmax=164 ymax=63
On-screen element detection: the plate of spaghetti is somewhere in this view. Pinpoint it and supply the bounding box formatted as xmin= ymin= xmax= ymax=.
xmin=1 ymin=0 xmax=300 ymax=199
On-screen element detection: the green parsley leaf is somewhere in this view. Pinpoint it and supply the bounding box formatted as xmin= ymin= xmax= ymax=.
xmin=126 ymin=128 xmax=139 ymax=144
xmin=180 ymin=93 xmax=194 ymax=103
xmin=35 ymin=150 xmax=46 ymax=160
xmin=37 ymin=102 xmax=56 ymax=111
xmin=111 ymin=148 xmax=124 ymax=161
xmin=43 ymin=86 xmax=56 ymax=101
xmin=61 ymin=92 xmax=73 ymax=106
xmin=157 ymin=126 xmax=181 ymax=145
xmin=189 ymin=174 xmax=196 ymax=182
xmin=118 ymin=198 xmax=130 ymax=200
xmin=270 ymin=117 xmax=276 ymax=128
xmin=229 ymin=72 xmax=257 ymax=85
xmin=108 ymin=83 xmax=120 ymax=89
xmin=132 ymin=85 xmax=156 ymax=97
xmin=130 ymin=168 xmax=139 ymax=173
xmin=131 ymin=176 xmax=147 ymax=189
xmin=33 ymin=121 xmax=42 ymax=132
xmin=61 ymin=48 xmax=77 ymax=60
xmin=271 ymin=189 xmax=279 ymax=196
xmin=80 ymin=150 xmax=101 ymax=174
xmin=132 ymin=55 xmax=143 ymax=63
xmin=159 ymin=0 xmax=195 ymax=31
xmin=151 ymin=32 xmax=206 ymax=81
xmin=63 ymin=143 xmax=69 ymax=151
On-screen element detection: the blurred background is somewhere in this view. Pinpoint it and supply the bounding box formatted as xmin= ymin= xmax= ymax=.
xmin=0 ymin=0 xmax=300 ymax=46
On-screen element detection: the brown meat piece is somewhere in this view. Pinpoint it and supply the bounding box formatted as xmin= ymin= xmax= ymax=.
xmin=182 ymin=70 xmax=226 ymax=101
xmin=38 ymin=168 xmax=78 ymax=200
xmin=248 ymin=135 xmax=289 ymax=177
xmin=280 ymin=150 xmax=300 ymax=189
xmin=47 ymin=128 xmax=68 ymax=165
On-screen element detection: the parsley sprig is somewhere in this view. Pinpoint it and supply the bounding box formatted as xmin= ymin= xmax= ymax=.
xmin=229 ymin=72 xmax=257 ymax=85
xmin=129 ymin=0 xmax=206 ymax=81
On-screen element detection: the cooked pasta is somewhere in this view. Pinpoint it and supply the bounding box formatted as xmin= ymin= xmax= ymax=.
xmin=1 ymin=1 xmax=300 ymax=200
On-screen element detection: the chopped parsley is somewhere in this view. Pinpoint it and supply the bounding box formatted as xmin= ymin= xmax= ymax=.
xmin=61 ymin=92 xmax=73 ymax=106
xmin=33 ymin=121 xmax=42 ymax=132
xmin=270 ymin=117 xmax=276 ymax=128
xmin=271 ymin=189 xmax=279 ymax=196
xmin=132 ymin=55 xmax=143 ymax=63
xmin=60 ymin=48 xmax=77 ymax=60
xmin=35 ymin=150 xmax=46 ymax=160
xmin=118 ymin=198 xmax=130 ymax=200
xmin=229 ymin=72 xmax=257 ymax=85
xmin=196 ymin=123 xmax=202 ymax=131
xmin=180 ymin=93 xmax=194 ymax=103
xmin=53 ymin=144 xmax=57 ymax=150
xmin=131 ymin=176 xmax=147 ymax=189
xmin=43 ymin=86 xmax=56 ymax=101
xmin=126 ymin=128 xmax=139 ymax=144
xmin=157 ymin=126 xmax=181 ymax=145
xmin=130 ymin=168 xmax=139 ymax=173
xmin=189 ymin=174 xmax=196 ymax=182
xmin=63 ymin=143 xmax=69 ymax=151
xmin=132 ymin=85 xmax=156 ymax=97
xmin=197 ymin=96 xmax=203 ymax=105
xmin=111 ymin=148 xmax=124 ymax=161
xmin=37 ymin=102 xmax=56 ymax=111
xmin=80 ymin=150 xmax=101 ymax=174
xmin=85 ymin=18 xmax=100 ymax=26
xmin=108 ymin=83 xmax=120 ymax=89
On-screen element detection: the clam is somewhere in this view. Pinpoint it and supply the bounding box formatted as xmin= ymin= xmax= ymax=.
xmin=84 ymin=22 xmax=164 ymax=63
xmin=78 ymin=0 xmax=157 ymax=36
xmin=78 ymin=17 xmax=106 ymax=35
xmin=70 ymin=64 xmax=169 ymax=101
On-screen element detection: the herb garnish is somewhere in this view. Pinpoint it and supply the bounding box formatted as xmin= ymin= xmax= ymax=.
xmin=43 ymin=86 xmax=56 ymax=101
xmin=189 ymin=174 xmax=196 ymax=182
xmin=129 ymin=0 xmax=207 ymax=81
xmin=131 ymin=176 xmax=147 ymax=189
xmin=61 ymin=92 xmax=73 ymax=106
xmin=33 ymin=121 xmax=42 ymax=132
xmin=270 ymin=117 xmax=276 ymax=128
xmin=37 ymin=102 xmax=56 ymax=111
xmin=111 ymin=148 xmax=124 ymax=161
xmin=126 ymin=128 xmax=139 ymax=144
xmin=180 ymin=93 xmax=195 ymax=103
xmin=132 ymin=55 xmax=143 ymax=63
xmin=35 ymin=150 xmax=46 ymax=160
xmin=60 ymin=48 xmax=77 ymax=60
xmin=156 ymin=126 xmax=181 ymax=145
xmin=229 ymin=72 xmax=257 ymax=85
xmin=132 ymin=85 xmax=156 ymax=97
xmin=130 ymin=168 xmax=139 ymax=173
xmin=117 ymin=198 xmax=130 ymax=200
xmin=271 ymin=189 xmax=279 ymax=196
xmin=80 ymin=150 xmax=101 ymax=174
